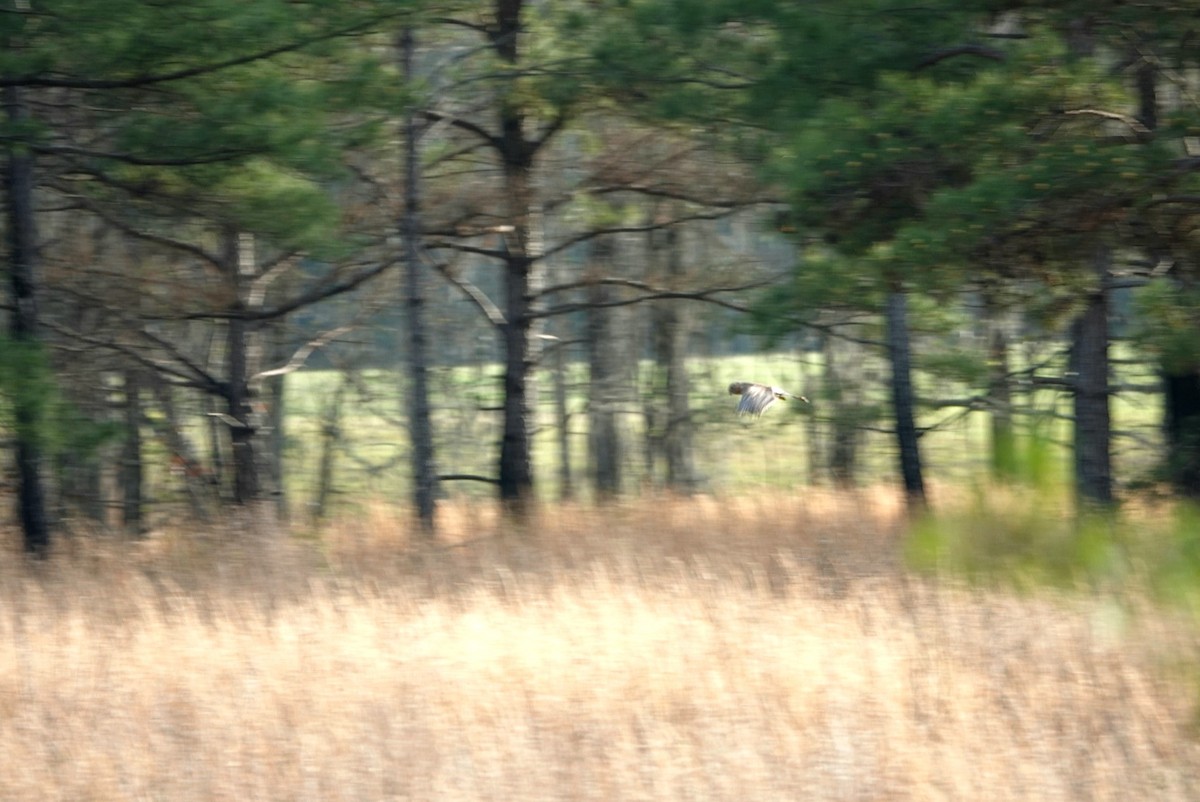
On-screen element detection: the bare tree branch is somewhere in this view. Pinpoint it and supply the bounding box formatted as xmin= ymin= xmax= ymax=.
xmin=31 ymin=141 xmax=255 ymax=167
xmin=423 ymin=238 xmax=510 ymax=260
xmin=438 ymin=473 xmax=500 ymax=484
xmin=1063 ymin=108 xmax=1152 ymax=140
xmin=42 ymin=318 xmax=220 ymax=392
xmin=421 ymin=109 xmax=500 ymax=151
xmin=0 ymin=14 xmax=404 ymax=90
xmin=541 ymin=209 xmax=740 ymax=260
xmin=915 ymin=44 xmax=1006 ymax=70
xmin=64 ymin=193 xmax=225 ymax=270
xmin=536 ymin=274 xmax=779 ymax=300
xmin=531 ymin=284 xmax=755 ymax=319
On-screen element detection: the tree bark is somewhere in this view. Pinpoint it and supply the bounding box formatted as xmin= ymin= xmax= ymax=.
xmin=587 ymin=239 xmax=622 ymax=498
xmin=885 ymin=285 xmax=926 ymax=509
xmin=1131 ymin=46 xmax=1200 ymax=496
xmin=121 ymin=368 xmax=144 ymax=534
xmin=401 ymin=25 xmax=438 ymax=533
xmin=313 ymin=376 xmax=346 ymax=521
xmin=1071 ymin=246 xmax=1113 ymax=507
xmin=493 ymin=0 xmax=542 ymax=510
xmin=551 ymin=330 xmax=573 ymax=500
xmin=4 ymin=82 xmax=50 ymax=554
xmin=223 ymin=230 xmax=263 ymax=505
xmin=1163 ymin=371 xmax=1200 ymax=497
xmin=984 ymin=292 xmax=1017 ymax=480
xmin=647 ymin=221 xmax=695 ymax=491
xmin=263 ymin=321 xmax=287 ymax=520
xmin=823 ymin=331 xmax=860 ymax=487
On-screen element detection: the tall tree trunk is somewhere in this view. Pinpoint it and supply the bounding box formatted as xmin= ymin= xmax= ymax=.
xmin=648 ymin=221 xmax=695 ymax=491
xmin=984 ymin=292 xmax=1017 ymax=480
xmin=263 ymin=321 xmax=287 ymax=520
xmin=223 ymin=230 xmax=262 ymax=505
xmin=1163 ymin=371 xmax=1200 ymax=497
xmin=121 ymin=368 xmax=144 ymax=534
xmin=313 ymin=376 xmax=346 ymax=521
xmin=5 ymin=83 xmax=50 ymax=554
xmin=1071 ymin=246 xmax=1113 ymax=507
xmin=551 ymin=331 xmax=573 ymax=500
xmin=1132 ymin=48 xmax=1200 ymax=495
xmin=587 ymin=240 xmax=622 ymax=498
xmin=497 ymin=225 xmax=537 ymax=508
xmin=493 ymin=0 xmax=541 ymax=510
xmin=885 ymin=285 xmax=926 ymax=509
xmin=824 ymin=332 xmax=860 ymax=487
xmin=401 ymin=25 xmax=438 ymax=533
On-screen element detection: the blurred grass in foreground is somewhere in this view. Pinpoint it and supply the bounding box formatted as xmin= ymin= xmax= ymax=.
xmin=2 ymin=490 xmax=1199 ymax=800
xmin=908 ymin=432 xmax=1200 ymax=617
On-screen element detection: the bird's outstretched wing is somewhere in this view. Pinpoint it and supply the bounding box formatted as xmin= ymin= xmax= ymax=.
xmin=729 ymin=381 xmax=809 ymax=417
xmin=736 ymin=383 xmax=779 ymax=416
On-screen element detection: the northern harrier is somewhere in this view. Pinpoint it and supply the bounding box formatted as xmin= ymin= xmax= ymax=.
xmin=729 ymin=382 xmax=808 ymax=417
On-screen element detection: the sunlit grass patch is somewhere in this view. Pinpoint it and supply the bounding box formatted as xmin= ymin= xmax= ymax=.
xmin=2 ymin=491 xmax=1199 ymax=800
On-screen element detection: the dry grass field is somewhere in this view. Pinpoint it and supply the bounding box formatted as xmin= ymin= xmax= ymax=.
xmin=2 ymin=491 xmax=1200 ymax=801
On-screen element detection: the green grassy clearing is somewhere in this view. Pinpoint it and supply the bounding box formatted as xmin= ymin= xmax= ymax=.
xmin=256 ymin=344 xmax=1164 ymax=515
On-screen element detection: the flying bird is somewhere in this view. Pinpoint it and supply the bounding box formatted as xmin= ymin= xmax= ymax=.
xmin=728 ymin=381 xmax=808 ymax=417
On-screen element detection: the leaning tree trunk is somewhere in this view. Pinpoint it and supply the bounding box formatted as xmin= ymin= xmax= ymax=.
xmin=1071 ymin=246 xmax=1113 ymax=507
xmin=5 ymin=82 xmax=50 ymax=554
xmin=885 ymin=284 xmax=926 ymax=510
xmin=147 ymin=375 xmax=212 ymax=520
xmin=400 ymin=25 xmax=438 ymax=533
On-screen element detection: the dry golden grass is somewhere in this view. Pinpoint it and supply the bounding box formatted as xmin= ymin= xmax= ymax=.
xmin=2 ymin=491 xmax=1199 ymax=801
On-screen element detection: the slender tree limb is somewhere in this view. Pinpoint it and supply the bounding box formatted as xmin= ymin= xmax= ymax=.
xmin=1144 ymin=194 xmax=1200 ymax=207
xmin=421 ymin=109 xmax=500 ymax=151
xmin=532 ymin=287 xmax=753 ymax=319
xmin=423 ymin=239 xmax=510 ymax=260
xmin=30 ymin=141 xmax=255 ymax=167
xmin=438 ymin=473 xmax=500 ymax=484
xmin=915 ymin=43 xmax=1006 ymax=70
xmin=540 ymin=209 xmax=740 ymax=260
xmin=587 ymin=183 xmax=784 ymax=207
xmin=427 ymin=16 xmax=492 ymax=34
xmin=135 ymin=325 xmax=224 ymax=389
xmin=60 ymin=192 xmax=225 ymax=269
xmin=0 ymin=14 xmax=405 ymax=90
xmin=536 ymin=274 xmax=780 ymax=300
xmin=1063 ymin=108 xmax=1152 ymax=140
xmin=238 ymin=258 xmax=400 ymax=322
xmin=42 ymin=318 xmax=220 ymax=392
xmin=532 ymin=110 xmax=569 ymax=153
